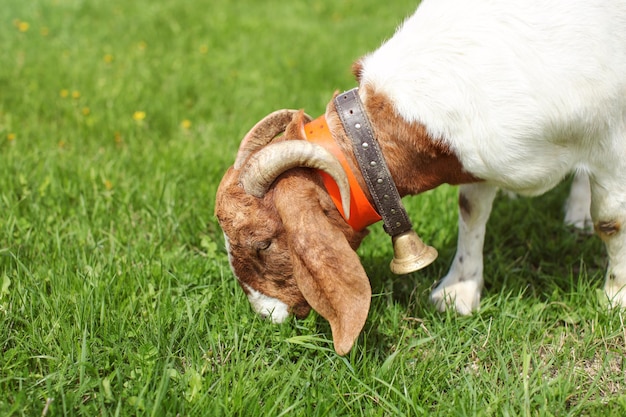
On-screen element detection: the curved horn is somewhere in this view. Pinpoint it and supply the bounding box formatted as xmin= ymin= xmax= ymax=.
xmin=234 ymin=110 xmax=312 ymax=169
xmin=240 ymin=141 xmax=351 ymax=219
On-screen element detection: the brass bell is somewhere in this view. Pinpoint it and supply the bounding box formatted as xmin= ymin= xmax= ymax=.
xmin=390 ymin=230 xmax=438 ymax=275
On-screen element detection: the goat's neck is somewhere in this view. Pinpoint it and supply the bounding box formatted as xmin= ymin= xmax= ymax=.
xmin=378 ymin=130 xmax=481 ymax=197
xmin=328 ymin=87 xmax=479 ymax=200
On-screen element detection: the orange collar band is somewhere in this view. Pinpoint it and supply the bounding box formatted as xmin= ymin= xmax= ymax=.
xmin=304 ymin=115 xmax=382 ymax=231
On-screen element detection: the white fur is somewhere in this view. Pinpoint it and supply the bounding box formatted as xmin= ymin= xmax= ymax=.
xmin=360 ymin=0 xmax=626 ymax=313
xmin=564 ymin=171 xmax=593 ymax=232
xmin=242 ymin=283 xmax=290 ymax=323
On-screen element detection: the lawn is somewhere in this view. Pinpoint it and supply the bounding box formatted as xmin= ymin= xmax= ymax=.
xmin=1 ymin=0 xmax=625 ymax=415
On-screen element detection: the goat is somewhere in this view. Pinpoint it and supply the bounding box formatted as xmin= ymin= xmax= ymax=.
xmin=215 ymin=0 xmax=626 ymax=355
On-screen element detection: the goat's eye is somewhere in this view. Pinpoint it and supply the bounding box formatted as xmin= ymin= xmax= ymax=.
xmin=254 ymin=240 xmax=271 ymax=252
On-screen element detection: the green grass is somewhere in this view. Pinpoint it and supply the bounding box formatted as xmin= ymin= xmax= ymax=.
xmin=2 ymin=0 xmax=625 ymax=415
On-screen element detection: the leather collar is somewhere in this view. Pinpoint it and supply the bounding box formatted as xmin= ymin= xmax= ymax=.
xmin=333 ymin=88 xmax=414 ymax=237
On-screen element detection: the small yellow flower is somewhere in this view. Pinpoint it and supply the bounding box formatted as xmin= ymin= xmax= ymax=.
xmin=199 ymin=45 xmax=208 ymax=54
xmin=104 ymin=180 xmax=113 ymax=190
xmin=7 ymin=133 xmax=16 ymax=141
xmin=132 ymin=111 xmax=146 ymax=121
xmin=72 ymin=90 xmax=81 ymax=99
xmin=82 ymin=107 xmax=90 ymax=116
xmin=60 ymin=89 xmax=69 ymax=98
xmin=103 ymin=54 xmax=114 ymax=63
xmin=17 ymin=21 xmax=30 ymax=33
xmin=181 ymin=119 xmax=192 ymax=130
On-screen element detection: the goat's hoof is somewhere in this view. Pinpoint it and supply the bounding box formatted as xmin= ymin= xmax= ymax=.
xmin=430 ymin=280 xmax=481 ymax=315
xmin=604 ymin=283 xmax=626 ymax=309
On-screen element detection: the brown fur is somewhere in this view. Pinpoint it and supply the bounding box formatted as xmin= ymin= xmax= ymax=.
xmin=215 ymin=170 xmax=310 ymax=316
xmin=215 ymin=114 xmax=369 ymax=353
xmin=326 ymin=84 xmax=480 ymax=197
xmin=595 ymin=220 xmax=621 ymax=240
xmin=273 ymin=172 xmax=370 ymax=355
xmin=216 ymin=63 xmax=481 ymax=355
xmin=351 ymin=60 xmax=364 ymax=83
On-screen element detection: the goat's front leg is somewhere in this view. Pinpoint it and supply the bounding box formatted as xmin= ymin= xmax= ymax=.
xmin=590 ymin=172 xmax=626 ymax=307
xmin=431 ymin=183 xmax=497 ymax=314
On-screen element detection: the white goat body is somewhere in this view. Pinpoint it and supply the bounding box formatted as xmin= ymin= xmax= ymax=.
xmin=361 ymin=0 xmax=626 ymax=196
xmin=216 ymin=0 xmax=626 ymax=354
xmin=355 ymin=0 xmax=626 ymax=314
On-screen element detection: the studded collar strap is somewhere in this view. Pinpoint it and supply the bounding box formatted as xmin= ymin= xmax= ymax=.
xmin=334 ymin=88 xmax=413 ymax=237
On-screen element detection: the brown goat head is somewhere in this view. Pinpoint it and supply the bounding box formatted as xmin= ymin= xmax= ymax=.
xmin=215 ymin=110 xmax=371 ymax=355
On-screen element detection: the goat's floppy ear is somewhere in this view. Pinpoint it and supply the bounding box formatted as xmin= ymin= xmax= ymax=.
xmin=274 ymin=177 xmax=371 ymax=355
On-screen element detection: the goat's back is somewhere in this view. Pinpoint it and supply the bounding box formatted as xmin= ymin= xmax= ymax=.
xmin=360 ymin=0 xmax=626 ymax=194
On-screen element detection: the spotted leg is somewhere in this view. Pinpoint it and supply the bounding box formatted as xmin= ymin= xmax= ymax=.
xmin=590 ymin=171 xmax=626 ymax=308
xmin=431 ymin=183 xmax=497 ymax=314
